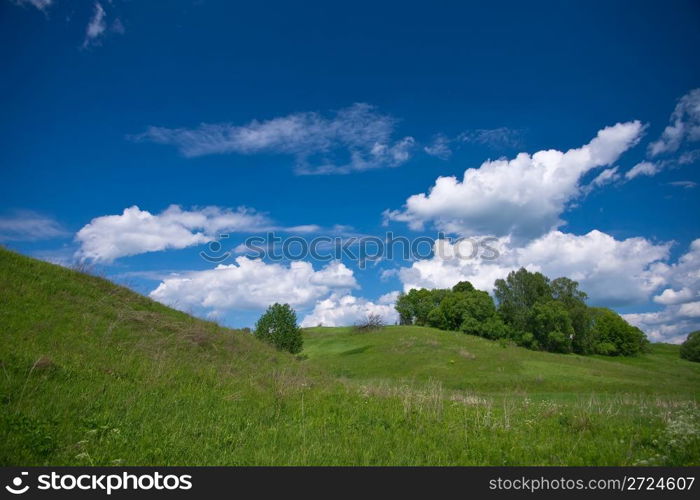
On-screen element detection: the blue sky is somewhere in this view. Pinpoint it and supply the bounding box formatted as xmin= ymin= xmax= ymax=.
xmin=1 ymin=0 xmax=699 ymax=341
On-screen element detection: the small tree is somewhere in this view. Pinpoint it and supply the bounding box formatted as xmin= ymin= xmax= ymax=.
xmin=254 ymin=303 xmax=303 ymax=354
xmin=680 ymin=331 xmax=700 ymax=362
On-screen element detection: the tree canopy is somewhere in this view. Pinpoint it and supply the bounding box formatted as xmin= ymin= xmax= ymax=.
xmin=395 ymin=268 xmax=649 ymax=357
xmin=254 ymin=303 xmax=303 ymax=354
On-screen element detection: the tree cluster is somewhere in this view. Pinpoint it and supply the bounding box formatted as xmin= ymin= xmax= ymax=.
xmin=395 ymin=268 xmax=649 ymax=356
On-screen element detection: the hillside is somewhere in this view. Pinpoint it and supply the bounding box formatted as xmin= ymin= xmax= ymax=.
xmin=1 ymin=247 xmax=699 ymax=466
xmin=303 ymin=327 xmax=700 ymax=398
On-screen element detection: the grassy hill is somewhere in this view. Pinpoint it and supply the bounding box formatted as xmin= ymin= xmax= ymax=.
xmin=1 ymin=247 xmax=699 ymax=466
xmin=303 ymin=326 xmax=700 ymax=399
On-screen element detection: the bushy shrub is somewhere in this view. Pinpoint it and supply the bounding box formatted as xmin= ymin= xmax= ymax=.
xmin=461 ymin=315 xmax=510 ymax=340
xmin=254 ymin=303 xmax=303 ymax=354
xmin=589 ymin=307 xmax=648 ymax=356
xmin=680 ymin=331 xmax=700 ymax=362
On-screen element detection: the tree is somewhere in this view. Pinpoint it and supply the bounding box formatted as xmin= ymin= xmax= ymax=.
xmin=395 ymin=288 xmax=448 ymax=326
xmin=254 ymin=303 xmax=303 ymax=354
xmin=589 ymin=307 xmax=648 ymax=356
xmin=426 ymin=282 xmax=497 ymax=332
xmin=452 ymin=281 xmax=476 ymax=294
xmin=680 ymin=330 xmax=700 ymax=362
xmin=551 ymin=277 xmax=593 ymax=354
xmin=395 ymin=292 xmax=414 ymax=325
xmin=494 ymin=268 xmax=552 ymax=335
xmin=528 ymin=301 xmax=574 ymax=353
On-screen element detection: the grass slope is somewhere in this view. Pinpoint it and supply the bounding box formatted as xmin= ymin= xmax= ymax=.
xmin=303 ymin=326 xmax=700 ymax=399
xmin=1 ymin=247 xmax=699 ymax=466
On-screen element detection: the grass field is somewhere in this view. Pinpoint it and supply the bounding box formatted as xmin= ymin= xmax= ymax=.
xmin=1 ymin=247 xmax=699 ymax=466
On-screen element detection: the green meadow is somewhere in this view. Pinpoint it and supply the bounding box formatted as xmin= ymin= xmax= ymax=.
xmin=1 ymin=247 xmax=699 ymax=466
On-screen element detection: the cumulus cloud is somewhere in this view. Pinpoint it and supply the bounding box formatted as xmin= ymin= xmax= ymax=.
xmin=135 ymin=103 xmax=415 ymax=175
xmin=648 ymin=88 xmax=700 ymax=156
xmin=0 ymin=211 xmax=68 ymax=242
xmin=300 ymin=293 xmax=398 ymax=327
xmin=386 ymin=121 xmax=644 ymax=240
xmin=150 ymin=259 xmax=357 ymax=316
xmin=625 ymin=237 xmax=700 ymax=343
xmin=398 ymin=229 xmax=670 ymax=308
xmin=74 ymin=205 xmax=300 ymax=262
xmin=624 ymin=309 xmax=699 ymax=344
xmin=653 ymin=287 xmax=696 ymax=305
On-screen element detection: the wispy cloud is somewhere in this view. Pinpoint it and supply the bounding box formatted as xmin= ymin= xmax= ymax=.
xmin=0 ymin=210 xmax=68 ymax=242
xmin=619 ymin=88 xmax=700 ymax=181
xmin=669 ymin=180 xmax=698 ymax=189
xmin=82 ymin=2 xmax=107 ymax=48
xmin=648 ymin=88 xmax=700 ymax=156
xmin=134 ymin=103 xmax=416 ymax=175
xmin=625 ymin=161 xmax=661 ymax=180
xmin=12 ymin=0 xmax=53 ymax=12
xmin=423 ymin=134 xmax=452 ymax=160
xmin=423 ymin=127 xmax=523 ymax=160
xmin=458 ymin=127 xmax=524 ymax=149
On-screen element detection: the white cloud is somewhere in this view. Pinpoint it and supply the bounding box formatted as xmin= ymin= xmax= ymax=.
xmin=624 ymin=238 xmax=700 ymax=343
xmin=625 ymin=161 xmax=661 ymax=180
xmin=654 ymin=287 xmax=696 ymax=305
xmin=82 ymin=2 xmax=107 ymax=48
xmin=648 ymin=88 xmax=700 ymax=156
xmin=678 ymin=301 xmax=700 ymax=318
xmin=385 ymin=121 xmax=644 ymax=240
xmin=398 ymin=230 xmax=670 ymax=307
xmin=136 ymin=103 xmax=415 ymax=175
xmin=75 ymin=205 xmax=280 ymax=262
xmin=623 ymin=309 xmax=698 ymax=344
xmin=150 ymin=259 xmax=357 ymax=316
xmin=300 ymin=293 xmax=398 ymax=327
xmin=0 ymin=211 xmax=67 ymax=242
xmin=378 ymin=290 xmax=400 ymax=304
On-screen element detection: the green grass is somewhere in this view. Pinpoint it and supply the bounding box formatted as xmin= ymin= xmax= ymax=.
xmin=1 ymin=247 xmax=699 ymax=466
xmin=302 ymin=326 xmax=700 ymax=399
